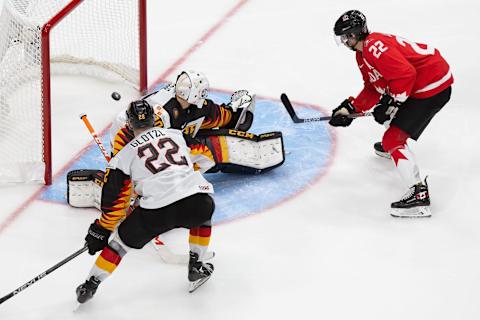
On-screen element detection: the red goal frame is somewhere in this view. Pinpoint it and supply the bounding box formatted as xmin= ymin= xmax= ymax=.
xmin=40 ymin=0 xmax=147 ymax=185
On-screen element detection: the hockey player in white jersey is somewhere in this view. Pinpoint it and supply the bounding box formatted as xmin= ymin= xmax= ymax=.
xmin=76 ymin=100 xmax=215 ymax=303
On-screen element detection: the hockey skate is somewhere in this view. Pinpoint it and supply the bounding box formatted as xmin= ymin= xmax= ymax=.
xmin=76 ymin=276 xmax=101 ymax=303
xmin=374 ymin=142 xmax=391 ymax=159
xmin=390 ymin=178 xmax=431 ymax=218
xmin=188 ymin=251 xmax=214 ymax=293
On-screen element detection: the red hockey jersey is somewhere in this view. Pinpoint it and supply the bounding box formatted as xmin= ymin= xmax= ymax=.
xmin=352 ymin=32 xmax=453 ymax=112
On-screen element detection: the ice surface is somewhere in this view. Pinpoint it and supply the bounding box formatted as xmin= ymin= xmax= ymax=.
xmin=0 ymin=0 xmax=479 ymax=319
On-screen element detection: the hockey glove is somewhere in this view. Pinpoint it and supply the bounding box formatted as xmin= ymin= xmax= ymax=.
xmin=228 ymin=90 xmax=255 ymax=131
xmin=329 ymin=98 xmax=356 ymax=127
xmin=373 ymin=94 xmax=401 ymax=125
xmin=85 ymin=219 xmax=111 ymax=255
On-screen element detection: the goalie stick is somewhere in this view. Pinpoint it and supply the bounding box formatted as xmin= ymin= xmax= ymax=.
xmin=0 ymin=245 xmax=88 ymax=305
xmin=79 ymin=114 xmax=214 ymax=264
xmin=280 ymin=93 xmax=372 ymax=123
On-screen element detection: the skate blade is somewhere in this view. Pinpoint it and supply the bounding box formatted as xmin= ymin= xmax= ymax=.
xmin=189 ymin=275 xmax=211 ymax=293
xmin=375 ymin=150 xmax=391 ymax=159
xmin=391 ymin=206 xmax=431 ymax=218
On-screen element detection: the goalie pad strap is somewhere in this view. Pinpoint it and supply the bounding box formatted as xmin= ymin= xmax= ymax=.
xmin=197 ymin=128 xmax=282 ymax=141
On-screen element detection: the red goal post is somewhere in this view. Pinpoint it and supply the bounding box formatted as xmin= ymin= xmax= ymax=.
xmin=0 ymin=0 xmax=147 ymax=185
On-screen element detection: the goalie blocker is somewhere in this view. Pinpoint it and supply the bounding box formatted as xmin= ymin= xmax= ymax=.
xmin=67 ymin=129 xmax=284 ymax=208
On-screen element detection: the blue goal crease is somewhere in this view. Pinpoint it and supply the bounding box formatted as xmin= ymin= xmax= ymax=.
xmin=39 ymin=90 xmax=334 ymax=224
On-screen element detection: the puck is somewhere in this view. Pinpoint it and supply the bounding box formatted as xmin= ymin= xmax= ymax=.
xmin=111 ymin=92 xmax=121 ymax=101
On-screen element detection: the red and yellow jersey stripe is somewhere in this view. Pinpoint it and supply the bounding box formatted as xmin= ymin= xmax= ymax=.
xmin=99 ymin=168 xmax=132 ymax=231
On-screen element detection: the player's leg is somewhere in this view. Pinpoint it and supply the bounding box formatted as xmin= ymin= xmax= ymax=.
xmin=171 ymin=193 xmax=215 ymax=292
xmin=189 ymin=221 xmax=212 ymax=262
xmin=76 ymin=207 xmax=161 ymax=303
xmin=392 ymin=87 xmax=451 ymax=142
xmin=384 ymin=86 xmax=452 ymax=217
xmin=382 ymin=125 xmax=430 ymax=218
xmin=373 ymin=87 xmax=451 ymax=159
xmin=76 ymin=232 xmax=130 ymax=303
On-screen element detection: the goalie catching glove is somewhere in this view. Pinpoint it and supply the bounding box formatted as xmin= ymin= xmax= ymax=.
xmin=228 ymin=90 xmax=255 ymax=131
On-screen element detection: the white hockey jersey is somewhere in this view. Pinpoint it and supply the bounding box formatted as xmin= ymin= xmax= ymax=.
xmin=108 ymin=127 xmax=213 ymax=209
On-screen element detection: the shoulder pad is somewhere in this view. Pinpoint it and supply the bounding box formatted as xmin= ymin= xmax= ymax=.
xmin=153 ymin=105 xmax=171 ymax=128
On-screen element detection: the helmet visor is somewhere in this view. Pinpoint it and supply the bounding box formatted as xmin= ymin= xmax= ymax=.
xmin=334 ymin=34 xmax=350 ymax=46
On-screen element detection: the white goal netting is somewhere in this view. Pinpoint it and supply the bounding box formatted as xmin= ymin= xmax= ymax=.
xmin=0 ymin=0 xmax=145 ymax=183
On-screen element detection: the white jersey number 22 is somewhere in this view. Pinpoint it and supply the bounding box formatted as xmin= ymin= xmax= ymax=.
xmin=137 ymin=138 xmax=188 ymax=174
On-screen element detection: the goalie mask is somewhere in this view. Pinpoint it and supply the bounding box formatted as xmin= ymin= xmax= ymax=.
xmin=175 ymin=70 xmax=209 ymax=108
xmin=126 ymin=99 xmax=154 ymax=130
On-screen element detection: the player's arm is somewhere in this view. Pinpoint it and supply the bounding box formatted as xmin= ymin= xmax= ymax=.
xmin=111 ymin=127 xmax=134 ymax=157
xmin=199 ymin=99 xmax=234 ymax=129
xmin=352 ymin=81 xmax=381 ymax=112
xmin=110 ymin=110 xmax=134 ymax=157
xmin=352 ymin=52 xmax=381 ymax=112
xmin=83 ymin=156 xmax=132 ymax=255
xmin=329 ymin=53 xmax=380 ymax=127
xmin=98 ymin=167 xmax=132 ymax=231
xmin=200 ymin=90 xmax=255 ymax=131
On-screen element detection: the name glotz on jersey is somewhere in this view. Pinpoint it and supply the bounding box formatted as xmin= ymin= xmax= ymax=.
xmin=352 ymin=32 xmax=454 ymax=112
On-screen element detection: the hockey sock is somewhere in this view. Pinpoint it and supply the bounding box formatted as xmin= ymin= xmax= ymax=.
xmin=189 ymin=223 xmax=212 ymax=261
xmin=88 ymin=234 xmax=130 ymax=282
xmin=382 ymin=125 xmax=421 ymax=188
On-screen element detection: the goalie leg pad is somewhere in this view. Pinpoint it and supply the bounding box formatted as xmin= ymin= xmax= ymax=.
xmin=67 ymin=169 xmax=104 ymax=209
xmin=199 ymin=129 xmax=285 ymax=174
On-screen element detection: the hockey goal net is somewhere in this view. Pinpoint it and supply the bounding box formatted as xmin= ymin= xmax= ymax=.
xmin=0 ymin=0 xmax=147 ymax=184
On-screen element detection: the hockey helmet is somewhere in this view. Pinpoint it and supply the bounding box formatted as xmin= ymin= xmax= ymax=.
xmin=175 ymin=70 xmax=209 ymax=108
xmin=333 ymin=10 xmax=369 ymax=46
xmin=126 ymin=99 xmax=154 ymax=130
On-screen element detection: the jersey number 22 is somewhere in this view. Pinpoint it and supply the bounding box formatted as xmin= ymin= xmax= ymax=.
xmin=137 ymin=138 xmax=188 ymax=174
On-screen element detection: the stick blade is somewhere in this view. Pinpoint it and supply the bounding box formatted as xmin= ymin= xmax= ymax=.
xmin=280 ymin=93 xmax=304 ymax=123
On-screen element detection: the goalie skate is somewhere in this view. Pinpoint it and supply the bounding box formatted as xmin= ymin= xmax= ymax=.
xmin=188 ymin=251 xmax=214 ymax=293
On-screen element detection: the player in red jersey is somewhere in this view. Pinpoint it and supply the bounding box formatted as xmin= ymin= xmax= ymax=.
xmin=329 ymin=10 xmax=453 ymax=218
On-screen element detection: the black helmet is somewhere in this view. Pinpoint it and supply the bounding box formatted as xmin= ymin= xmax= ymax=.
xmin=126 ymin=99 xmax=154 ymax=130
xmin=334 ymin=10 xmax=369 ymax=40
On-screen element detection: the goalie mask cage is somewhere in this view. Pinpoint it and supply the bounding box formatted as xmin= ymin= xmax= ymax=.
xmin=0 ymin=0 xmax=147 ymax=185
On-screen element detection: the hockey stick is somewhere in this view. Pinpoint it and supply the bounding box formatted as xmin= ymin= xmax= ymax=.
xmin=0 ymin=245 xmax=88 ymax=305
xmin=79 ymin=114 xmax=111 ymax=161
xmin=280 ymin=93 xmax=372 ymax=123
xmin=78 ymin=115 xmax=211 ymax=264
xmin=151 ymin=236 xmax=215 ymax=264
